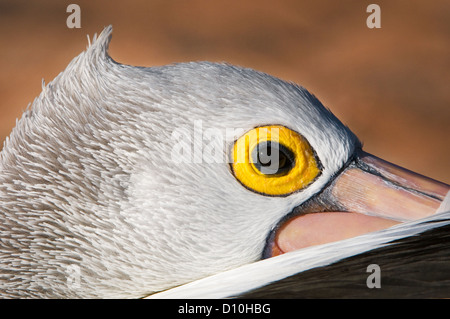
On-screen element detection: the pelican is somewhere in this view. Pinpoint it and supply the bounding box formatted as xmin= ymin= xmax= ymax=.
xmin=1 ymin=26 xmax=449 ymax=299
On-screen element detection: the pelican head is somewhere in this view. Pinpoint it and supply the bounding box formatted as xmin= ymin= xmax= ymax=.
xmin=1 ymin=26 xmax=448 ymax=298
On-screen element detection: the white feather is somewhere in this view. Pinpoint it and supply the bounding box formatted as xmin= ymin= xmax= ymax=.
xmin=149 ymin=210 xmax=450 ymax=299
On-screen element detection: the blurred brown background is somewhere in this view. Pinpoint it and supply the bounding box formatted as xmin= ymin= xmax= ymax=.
xmin=0 ymin=0 xmax=449 ymax=182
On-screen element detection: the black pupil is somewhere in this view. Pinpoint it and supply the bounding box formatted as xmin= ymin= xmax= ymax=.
xmin=251 ymin=141 xmax=295 ymax=176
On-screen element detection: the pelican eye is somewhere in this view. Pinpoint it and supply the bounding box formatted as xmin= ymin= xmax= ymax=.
xmin=231 ymin=125 xmax=321 ymax=196
xmin=251 ymin=141 xmax=295 ymax=176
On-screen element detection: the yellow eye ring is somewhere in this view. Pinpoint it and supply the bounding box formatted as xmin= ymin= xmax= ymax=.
xmin=231 ymin=125 xmax=321 ymax=196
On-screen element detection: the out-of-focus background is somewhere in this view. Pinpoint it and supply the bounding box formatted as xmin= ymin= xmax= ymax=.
xmin=0 ymin=0 xmax=448 ymax=181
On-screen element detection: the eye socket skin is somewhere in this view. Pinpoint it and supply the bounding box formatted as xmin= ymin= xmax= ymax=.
xmin=231 ymin=125 xmax=321 ymax=196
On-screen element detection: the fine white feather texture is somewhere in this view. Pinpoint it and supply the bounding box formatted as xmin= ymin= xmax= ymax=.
xmin=0 ymin=25 xmax=388 ymax=298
